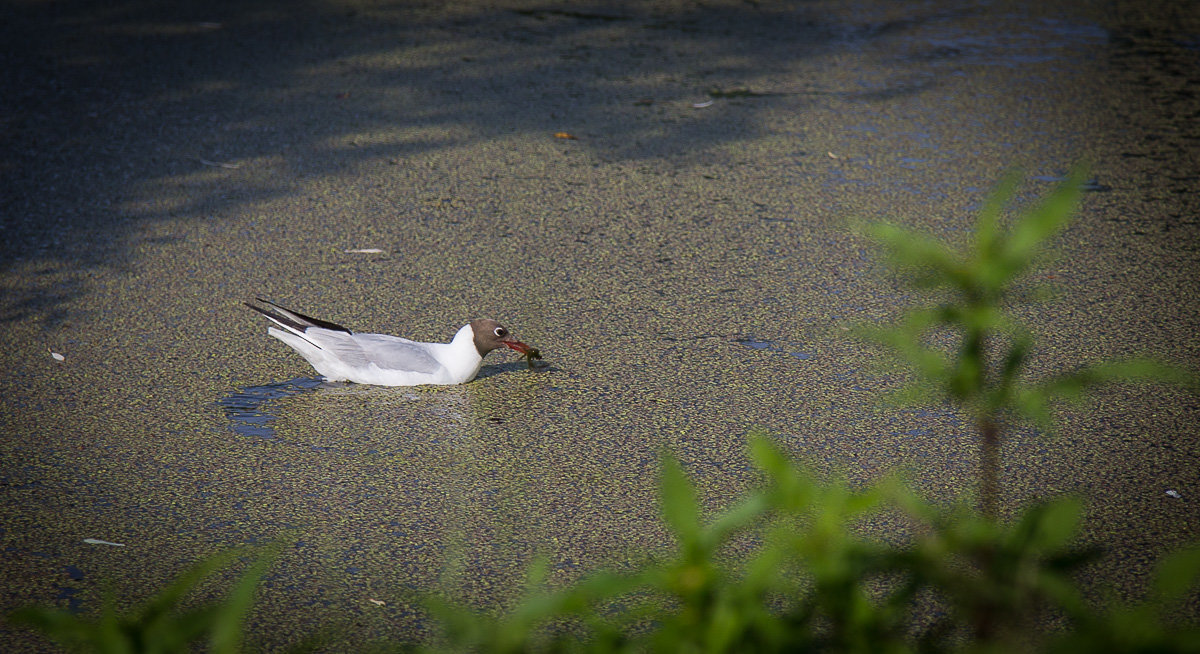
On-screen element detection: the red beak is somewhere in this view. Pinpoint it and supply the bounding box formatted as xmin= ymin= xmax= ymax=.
xmin=502 ymin=339 xmax=533 ymax=355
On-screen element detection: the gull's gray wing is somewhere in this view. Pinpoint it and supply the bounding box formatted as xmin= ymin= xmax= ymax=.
xmin=303 ymin=330 xmax=443 ymax=374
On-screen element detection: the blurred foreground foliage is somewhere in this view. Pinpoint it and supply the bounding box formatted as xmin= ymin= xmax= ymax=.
xmin=9 ymin=546 xmax=274 ymax=654
xmin=853 ymin=165 xmax=1194 ymax=520
xmin=12 ymin=171 xmax=1199 ymax=652
xmin=423 ymin=438 xmax=1200 ymax=653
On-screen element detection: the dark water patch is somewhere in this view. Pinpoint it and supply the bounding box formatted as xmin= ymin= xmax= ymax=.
xmin=218 ymin=377 xmax=325 ymax=441
xmin=905 ymin=16 xmax=1108 ymax=68
xmin=735 ymin=337 xmax=818 ymax=361
xmin=218 ymin=379 xmax=476 ymax=460
xmin=54 ymin=586 xmax=83 ymax=614
xmin=1030 ymin=174 xmax=1112 ymax=192
xmin=511 ymin=8 xmax=631 ymax=22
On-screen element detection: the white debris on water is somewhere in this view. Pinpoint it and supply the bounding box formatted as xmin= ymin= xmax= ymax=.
xmin=83 ymin=538 xmax=125 ymax=546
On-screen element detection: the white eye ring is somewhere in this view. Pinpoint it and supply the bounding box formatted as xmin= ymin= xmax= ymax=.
xmin=494 ymin=327 xmax=506 ymax=337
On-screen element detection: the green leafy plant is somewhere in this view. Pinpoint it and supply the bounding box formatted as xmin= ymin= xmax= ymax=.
xmin=9 ymin=545 xmax=274 ymax=654
xmin=855 ymin=166 xmax=1191 ymax=519
xmin=1047 ymin=543 xmax=1200 ymax=653
xmin=418 ymin=435 xmax=1200 ymax=653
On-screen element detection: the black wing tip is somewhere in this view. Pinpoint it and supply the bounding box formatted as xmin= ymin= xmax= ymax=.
xmin=252 ymin=297 xmax=285 ymax=309
xmin=244 ymin=298 xmax=353 ymax=334
xmin=244 ymin=299 xmax=301 ymax=332
xmin=247 ymin=297 xmax=290 ymax=316
xmin=244 ymin=299 xmax=278 ymax=319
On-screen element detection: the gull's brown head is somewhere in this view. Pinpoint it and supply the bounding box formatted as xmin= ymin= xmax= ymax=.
xmin=470 ymin=319 xmax=533 ymax=357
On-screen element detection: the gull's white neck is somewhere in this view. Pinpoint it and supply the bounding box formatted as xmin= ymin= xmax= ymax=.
xmin=438 ymin=323 xmax=484 ymax=383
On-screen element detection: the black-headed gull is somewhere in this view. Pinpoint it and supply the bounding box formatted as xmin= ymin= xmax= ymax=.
xmin=245 ymin=298 xmax=535 ymax=386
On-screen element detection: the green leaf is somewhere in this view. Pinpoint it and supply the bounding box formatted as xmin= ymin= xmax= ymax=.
xmin=8 ymin=606 xmax=100 ymax=652
xmin=1029 ymin=497 xmax=1084 ymax=550
xmin=96 ymin=590 xmax=130 ymax=654
xmin=998 ymin=335 xmax=1031 ymax=385
xmin=859 ymin=221 xmax=969 ymax=290
xmin=855 ymin=309 xmax=953 ymax=383
xmin=973 ymin=169 xmax=1024 ymax=262
xmin=209 ymin=547 xmax=277 ymax=654
xmin=708 ymin=494 xmax=769 ymax=541
xmin=1000 ymin=166 xmax=1086 ymax=272
xmin=881 ymin=382 xmax=941 ymax=408
xmin=1153 ymin=544 xmax=1200 ymax=602
xmin=1037 ymin=358 xmax=1195 ymax=404
xmin=8 ymin=546 xmax=278 ymax=654
xmin=659 ymin=452 xmax=701 ymax=546
xmin=1011 ymin=384 xmax=1054 ymax=431
xmin=137 ymin=548 xmax=241 ymax=623
xmin=748 ymin=432 xmax=813 ymax=512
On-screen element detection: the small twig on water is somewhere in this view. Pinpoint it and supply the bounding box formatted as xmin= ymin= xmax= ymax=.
xmin=199 ymin=158 xmax=241 ymax=169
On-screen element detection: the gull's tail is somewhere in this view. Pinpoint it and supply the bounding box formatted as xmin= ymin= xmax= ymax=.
xmin=243 ymin=298 xmax=353 ymax=336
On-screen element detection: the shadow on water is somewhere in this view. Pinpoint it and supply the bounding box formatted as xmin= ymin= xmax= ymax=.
xmin=4 ymin=0 xmax=1194 ymax=331
xmin=217 ymin=374 xmax=497 ymax=450
xmin=735 ymin=336 xmax=819 ymax=361
xmin=1 ymin=0 xmax=969 ymax=327
xmin=218 ymin=376 xmax=326 ymax=440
